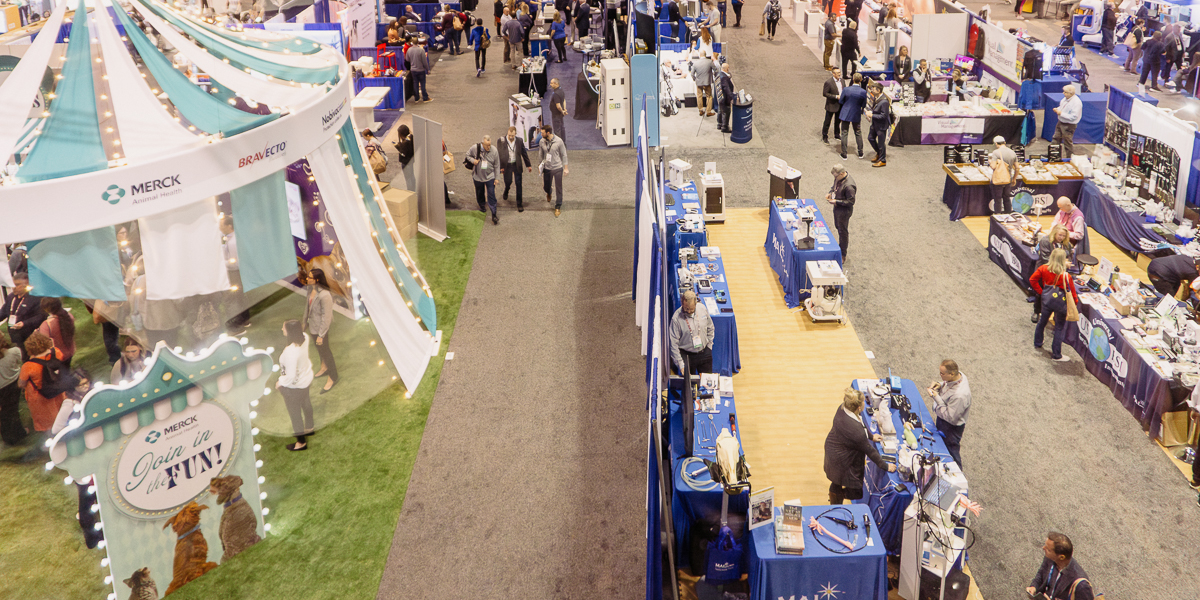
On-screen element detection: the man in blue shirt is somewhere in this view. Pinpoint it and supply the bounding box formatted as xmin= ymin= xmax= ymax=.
xmin=1052 ymin=84 xmax=1082 ymax=159
xmin=838 ymin=73 xmax=868 ymax=160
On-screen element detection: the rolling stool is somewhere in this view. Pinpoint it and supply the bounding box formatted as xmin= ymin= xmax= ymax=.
xmin=376 ymin=43 xmax=399 ymax=74
xmin=1075 ymin=253 xmax=1099 ymax=278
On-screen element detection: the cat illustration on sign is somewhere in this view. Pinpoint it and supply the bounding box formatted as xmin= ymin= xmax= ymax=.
xmin=162 ymin=502 xmax=218 ymax=595
xmin=209 ymin=475 xmax=262 ymax=560
xmin=124 ymin=567 xmax=159 ymax=600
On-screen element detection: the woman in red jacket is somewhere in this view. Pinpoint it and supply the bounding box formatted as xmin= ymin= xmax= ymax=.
xmin=1029 ymin=248 xmax=1079 ymax=362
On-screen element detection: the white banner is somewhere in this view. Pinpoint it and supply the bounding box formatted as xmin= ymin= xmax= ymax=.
xmin=0 ymin=72 xmax=352 ymax=244
xmin=978 ymin=21 xmax=1021 ymax=83
xmin=342 ymin=0 xmax=377 ymax=48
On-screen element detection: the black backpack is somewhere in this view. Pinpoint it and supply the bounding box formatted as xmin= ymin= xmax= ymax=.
xmin=463 ymin=143 xmax=481 ymax=169
xmin=30 ymin=356 xmax=79 ymax=398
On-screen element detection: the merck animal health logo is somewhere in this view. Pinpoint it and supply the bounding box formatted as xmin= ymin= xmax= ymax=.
xmin=101 ymin=175 xmax=183 ymax=206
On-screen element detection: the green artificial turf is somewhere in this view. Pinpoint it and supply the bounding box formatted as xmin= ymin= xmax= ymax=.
xmin=0 ymin=211 xmax=483 ymax=600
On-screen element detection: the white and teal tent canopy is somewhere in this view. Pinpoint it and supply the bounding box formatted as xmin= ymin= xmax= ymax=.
xmin=0 ymin=0 xmax=435 ymax=391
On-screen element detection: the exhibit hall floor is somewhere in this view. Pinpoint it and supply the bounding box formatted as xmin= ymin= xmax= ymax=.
xmin=369 ymin=4 xmax=1198 ymax=600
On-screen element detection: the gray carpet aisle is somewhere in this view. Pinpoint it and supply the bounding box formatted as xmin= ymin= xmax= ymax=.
xmin=375 ymin=46 xmax=648 ymax=599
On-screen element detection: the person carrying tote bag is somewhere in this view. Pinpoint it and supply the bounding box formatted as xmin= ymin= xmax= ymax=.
xmin=1030 ymin=248 xmax=1079 ymax=362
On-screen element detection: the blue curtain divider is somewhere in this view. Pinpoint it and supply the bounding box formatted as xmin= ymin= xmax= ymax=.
xmin=229 ymin=172 xmax=299 ymax=291
xmin=1189 ymin=131 xmax=1200 ymax=210
xmin=1108 ymin=85 xmax=1134 ymax=121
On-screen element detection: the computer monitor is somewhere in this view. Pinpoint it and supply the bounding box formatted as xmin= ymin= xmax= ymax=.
xmin=954 ymin=54 xmax=976 ymax=72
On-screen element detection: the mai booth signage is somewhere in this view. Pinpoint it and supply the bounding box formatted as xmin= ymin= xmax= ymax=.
xmin=50 ymin=338 xmax=273 ymax=600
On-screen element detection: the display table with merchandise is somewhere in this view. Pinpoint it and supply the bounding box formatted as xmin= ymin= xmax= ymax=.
xmin=354 ymin=75 xmax=406 ymax=110
xmin=669 ymin=252 xmax=742 ymax=376
xmin=851 ymin=378 xmax=962 ymax=556
xmin=765 ymin=199 xmax=843 ymax=308
xmin=940 ymin=162 xmax=1083 ymax=221
xmin=747 ymin=504 xmax=888 ymax=600
xmin=1075 ymin=178 xmax=1170 ymax=254
xmin=668 ymin=383 xmax=749 ymax=571
xmin=664 ymin=182 xmax=709 ymax=259
xmin=889 ymin=101 xmax=1025 ymax=147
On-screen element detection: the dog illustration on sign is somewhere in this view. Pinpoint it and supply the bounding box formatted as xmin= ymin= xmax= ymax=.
xmin=162 ymin=501 xmax=219 ymax=595
xmin=124 ymin=567 xmax=159 ymax=600
xmin=209 ymin=475 xmax=262 ymax=560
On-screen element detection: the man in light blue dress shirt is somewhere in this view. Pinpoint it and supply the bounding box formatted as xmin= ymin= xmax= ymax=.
xmin=1052 ymin=84 xmax=1083 ymax=159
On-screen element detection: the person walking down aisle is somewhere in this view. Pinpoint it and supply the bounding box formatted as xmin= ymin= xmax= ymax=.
xmin=504 ymin=12 xmax=525 ymax=67
xmin=825 ymin=164 xmax=856 ymax=260
xmin=1125 ymin=18 xmax=1146 ymax=72
xmin=1052 ymin=84 xmax=1082 ymax=158
xmin=926 ymin=359 xmax=971 ymax=469
xmin=18 ymin=333 xmax=68 ymax=438
xmin=540 ymin=125 xmax=569 ymax=217
xmin=821 ymin=67 xmax=843 ymax=144
xmin=838 ymin=73 xmax=867 ymax=159
xmin=469 ymin=18 xmax=491 ymax=76
xmin=763 ymin=0 xmax=781 ymax=40
xmin=499 ymin=6 xmax=513 ymax=60
xmin=867 ymin=83 xmax=890 ymax=167
xmin=989 ymin=136 xmax=1017 ymax=213
xmin=36 ymin=298 xmax=75 ymax=369
xmin=824 ymin=388 xmax=895 ymax=504
xmin=303 ymin=269 xmax=339 ymax=392
xmin=1141 ymin=31 xmax=1165 ymax=91
xmin=499 ymin=126 xmax=532 ymax=211
xmin=1026 ymin=533 xmax=1096 ymax=600
xmin=277 ymin=320 xmax=315 ymax=451
xmin=692 ymin=52 xmax=717 ymax=118
xmin=1030 ymin=249 xmax=1079 ymax=362
xmin=841 ymin=21 xmax=859 ymax=79
xmin=575 ymin=0 xmax=592 ymax=41
xmin=407 ymin=38 xmax=432 ymax=102
xmin=731 ymin=0 xmax=742 ymax=27
xmin=716 ymin=63 xmax=735 ymax=133
xmin=467 ymin=135 xmax=501 ymax=224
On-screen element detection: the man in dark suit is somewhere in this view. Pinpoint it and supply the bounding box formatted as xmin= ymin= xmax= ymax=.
xmin=823 ymin=387 xmax=895 ymax=504
xmin=838 ymin=73 xmax=867 ymax=159
xmin=867 ymin=83 xmax=890 ymax=167
xmin=840 ymin=21 xmax=859 ymax=80
xmin=497 ymin=126 xmax=533 ymax=211
xmin=0 ymin=272 xmax=46 ymax=358
xmin=716 ymin=63 xmax=735 ymax=133
xmin=822 ymin=67 xmax=843 ymax=144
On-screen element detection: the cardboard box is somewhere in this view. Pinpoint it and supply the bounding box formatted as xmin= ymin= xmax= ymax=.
xmin=1108 ymin=295 xmax=1136 ymax=316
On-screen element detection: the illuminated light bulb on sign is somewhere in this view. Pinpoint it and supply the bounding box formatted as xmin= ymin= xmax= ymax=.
xmin=88 ymin=485 xmax=97 ymax=494
xmin=264 ymin=523 xmax=272 ymax=532
xmin=101 ymin=558 xmax=109 ymax=567
xmin=44 ymin=461 xmax=54 ymax=471
xmin=254 ymin=444 xmax=261 ymax=452
xmin=260 ymin=492 xmax=267 ymax=500
xmin=255 ymin=460 xmax=263 ymax=468
xmin=64 ymin=476 xmax=73 ymax=485
xmin=90 ymin=505 xmax=99 ymax=513
xmin=261 ymin=507 xmax=269 ymax=516
xmin=262 ymin=388 xmax=271 ymax=396
xmin=104 ymin=576 xmax=112 ymax=585
xmin=252 ymin=428 xmax=260 ymax=436
xmin=251 ymin=400 xmax=259 ymax=408
xmin=249 ymin=411 xmax=257 ymax=419
xmin=95 ymin=522 xmax=103 ymax=531
xmin=98 ymin=540 xmax=106 ymax=549
xmin=258 ymin=476 xmax=265 ymax=484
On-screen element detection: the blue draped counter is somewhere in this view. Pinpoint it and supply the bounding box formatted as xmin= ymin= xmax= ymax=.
xmin=1075 ymin=179 xmax=1167 ymax=254
xmin=765 ymin=200 xmax=842 ymax=308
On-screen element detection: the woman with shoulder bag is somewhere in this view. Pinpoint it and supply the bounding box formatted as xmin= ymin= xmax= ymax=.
xmin=1125 ymin=19 xmax=1146 ymax=73
xmin=394 ymin=124 xmax=416 ymax=190
xmin=1030 ymin=225 xmax=1074 ymax=322
xmin=1029 ymin=248 xmax=1079 ymax=362
xmin=361 ymin=129 xmax=387 ymax=177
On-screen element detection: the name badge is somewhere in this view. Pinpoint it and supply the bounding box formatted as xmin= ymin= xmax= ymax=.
xmin=691 ymin=333 xmax=703 ymax=350
xmin=7 ymin=315 xmax=15 ymax=327
xmin=481 ymin=160 xmax=490 ymax=170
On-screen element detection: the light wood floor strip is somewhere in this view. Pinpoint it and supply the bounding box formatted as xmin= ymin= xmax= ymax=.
xmin=708 ymin=208 xmax=986 ymax=600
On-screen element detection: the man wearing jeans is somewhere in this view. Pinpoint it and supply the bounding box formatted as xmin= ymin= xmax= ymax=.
xmin=926 ymin=359 xmax=971 ymax=469
xmin=540 ymin=125 xmax=569 ymax=217
xmin=1052 ymin=84 xmax=1082 ymax=158
xmin=988 ymin=136 xmax=1017 ymax=213
xmin=405 ymin=39 xmax=432 ymax=102
xmin=466 ymin=135 xmax=500 ymax=224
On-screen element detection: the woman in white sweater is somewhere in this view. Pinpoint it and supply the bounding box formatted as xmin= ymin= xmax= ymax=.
xmin=276 ymin=320 xmax=315 ymax=451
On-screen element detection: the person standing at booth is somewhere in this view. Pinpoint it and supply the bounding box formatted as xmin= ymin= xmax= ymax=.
xmin=840 ymin=21 xmax=860 ymax=80
xmin=1100 ymin=2 xmax=1117 ymax=56
xmin=499 ymin=126 xmax=533 ymax=211
xmin=669 ymin=290 xmax=714 ymax=376
xmin=0 ymin=273 xmax=46 ymax=359
xmin=838 ymin=73 xmax=867 ymax=160
xmin=913 ymin=59 xmax=932 ymax=102
xmin=406 ymin=38 xmax=432 ymax=102
xmin=550 ymin=12 xmax=568 ymax=62
xmin=503 ymin=9 xmax=525 ymax=65
xmin=823 ymin=388 xmax=895 ymax=505
xmin=893 ymin=45 xmax=913 ymax=82
xmin=1029 ymin=249 xmax=1079 ymax=362
xmin=822 ymin=14 xmax=838 ymax=70
xmin=691 ymin=52 xmax=717 ymax=118
xmin=731 ymin=0 xmax=742 ymax=27
xmin=576 ymin=0 xmax=592 ymax=41
xmin=549 ymin=78 xmax=569 ymax=136
xmin=1125 ymin=18 xmax=1146 ymax=73
xmin=716 ymin=62 xmax=735 ymax=133
xmin=303 ymin=269 xmax=339 ymax=393
xmin=867 ymin=83 xmax=890 ymax=168
xmin=1050 ymin=196 xmax=1086 ymax=244
xmin=989 ymin=136 xmax=1017 ymax=214
xmin=1141 ymin=31 xmax=1165 ymax=91
xmin=826 ymin=164 xmax=857 ymax=260
xmin=1051 ymin=84 xmax=1082 ymax=158
xmin=926 ymin=359 xmax=971 ymax=469
xmin=277 ymin=320 xmax=315 ymax=451
xmin=821 ymin=67 xmax=843 ymax=144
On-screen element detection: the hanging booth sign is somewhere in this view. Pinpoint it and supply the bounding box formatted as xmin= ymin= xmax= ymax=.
xmin=0 ymin=72 xmax=352 ymax=244
xmin=50 ymin=339 xmax=273 ymax=600
xmin=978 ymin=22 xmax=1021 ymax=83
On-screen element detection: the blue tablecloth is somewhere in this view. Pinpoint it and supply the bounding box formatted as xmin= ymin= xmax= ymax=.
xmin=1065 ymin=297 xmax=1183 ymax=441
xmin=355 ymin=76 xmax=406 ymax=110
xmin=1075 ymin=178 xmax=1168 ymax=254
xmin=664 ymin=182 xmax=708 ymax=260
xmin=669 ymin=388 xmax=749 ymax=569
xmin=942 ymin=175 xmax=1080 ymax=221
xmin=765 ymin=200 xmax=842 ymax=308
xmin=670 ymin=254 xmax=741 ymax=376
xmin=988 ymin=216 xmax=1044 ymax=292
xmin=851 ymin=378 xmax=956 ymax=556
xmin=1040 ymin=75 xmax=1076 ymax=97
xmin=748 ymin=505 xmax=888 ymax=600
xmin=1041 ymin=92 xmax=1108 ymax=144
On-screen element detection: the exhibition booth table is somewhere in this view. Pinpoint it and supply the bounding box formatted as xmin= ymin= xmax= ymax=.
xmin=851 ymin=378 xmax=958 ymax=556
xmin=1075 ymin=179 xmax=1169 ymax=254
xmin=665 ymin=182 xmax=708 ymax=257
xmin=354 ymin=76 xmax=406 ymax=111
xmin=747 ymin=505 xmax=888 ymax=600
xmin=765 ymin=199 xmax=842 ymax=309
xmin=941 ymin=163 xmax=1082 ymax=221
xmin=988 ymin=214 xmax=1091 ymax=290
xmin=670 ymin=253 xmax=742 ymax=376
xmin=1041 ymin=92 xmax=1107 ymax=144
xmin=889 ymin=114 xmax=1024 ymax=147
xmin=1065 ymin=294 xmax=1188 ymax=441
xmin=668 ymin=385 xmax=748 ymax=570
